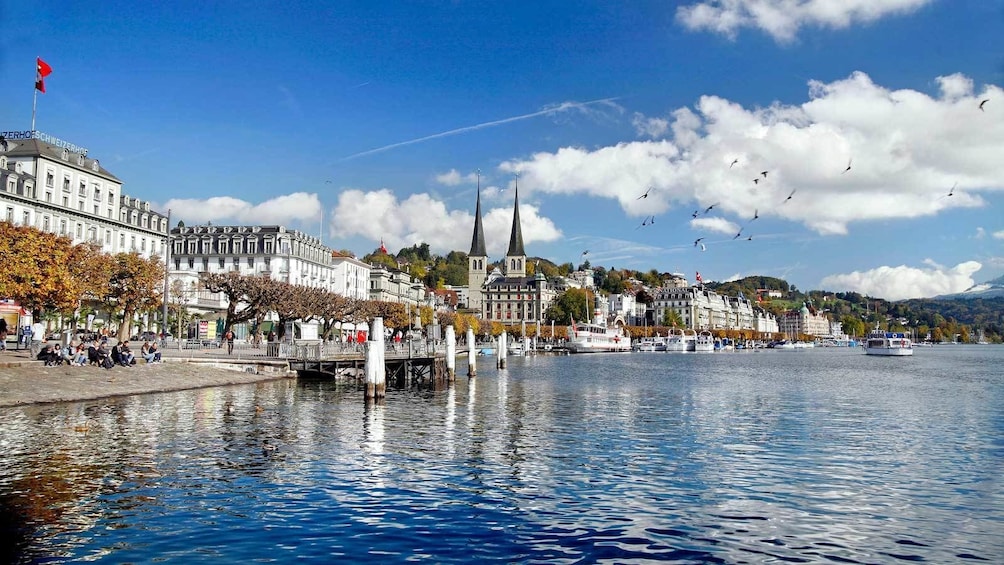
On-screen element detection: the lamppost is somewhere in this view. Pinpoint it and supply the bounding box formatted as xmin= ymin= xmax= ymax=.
xmin=161 ymin=209 xmax=171 ymax=344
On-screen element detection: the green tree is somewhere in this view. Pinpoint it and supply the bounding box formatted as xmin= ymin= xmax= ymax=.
xmin=662 ymin=308 xmax=683 ymax=327
xmin=544 ymin=288 xmax=593 ymax=325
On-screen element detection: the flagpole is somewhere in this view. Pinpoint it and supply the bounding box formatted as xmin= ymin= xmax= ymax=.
xmin=31 ymin=77 xmax=38 ymax=132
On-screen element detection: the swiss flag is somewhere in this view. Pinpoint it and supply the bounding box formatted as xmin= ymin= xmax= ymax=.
xmin=36 ymin=57 xmax=52 ymax=93
xmin=379 ymin=239 xmax=387 ymax=254
xmin=695 ymin=271 xmax=703 ymax=283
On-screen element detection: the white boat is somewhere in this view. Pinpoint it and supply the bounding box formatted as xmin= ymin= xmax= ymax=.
xmin=863 ymin=325 xmax=913 ymax=356
xmin=694 ymin=331 xmax=715 ymax=352
xmin=665 ymin=329 xmax=689 ymax=352
xmin=566 ymin=310 xmax=631 ymax=354
xmin=633 ymin=338 xmax=658 ymax=352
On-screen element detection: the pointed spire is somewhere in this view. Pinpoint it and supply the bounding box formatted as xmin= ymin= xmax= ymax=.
xmin=506 ymin=174 xmax=525 ymax=257
xmin=469 ymin=170 xmax=487 ymax=257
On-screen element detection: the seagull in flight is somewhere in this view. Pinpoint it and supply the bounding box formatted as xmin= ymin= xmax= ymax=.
xmin=635 ymin=216 xmax=654 ymax=229
xmin=703 ymin=202 xmax=719 ymax=215
xmin=761 ymin=171 xmax=768 ymax=179
xmin=581 ymin=250 xmax=589 ymax=256
xmin=948 ymin=182 xmax=956 ymax=197
xmin=691 ymin=210 xmax=700 ymax=219
xmin=746 ymin=235 xmax=753 ymax=241
xmin=694 ymin=237 xmax=704 ymax=247
xmin=842 ymin=159 xmax=852 ymax=174
xmin=979 ymin=99 xmax=989 ymax=111
xmin=751 ymin=208 xmax=759 ymax=221
xmin=782 ymin=189 xmax=797 ymax=203
xmin=733 ymin=229 xmax=743 ymax=240
xmin=730 ymin=158 xmax=739 ymax=168
xmin=636 ymin=186 xmax=654 ymax=200
xmin=699 ymin=243 xmax=707 ymax=252
xmin=752 ymin=178 xmax=760 ymax=185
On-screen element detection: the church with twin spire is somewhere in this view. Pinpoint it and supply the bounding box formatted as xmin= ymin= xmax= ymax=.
xmin=467 ymin=179 xmax=554 ymax=326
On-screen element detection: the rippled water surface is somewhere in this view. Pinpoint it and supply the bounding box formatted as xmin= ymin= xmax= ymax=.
xmin=2 ymin=346 xmax=1003 ymax=563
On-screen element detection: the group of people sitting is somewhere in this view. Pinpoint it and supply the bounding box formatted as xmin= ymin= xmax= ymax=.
xmin=36 ymin=339 xmax=162 ymax=368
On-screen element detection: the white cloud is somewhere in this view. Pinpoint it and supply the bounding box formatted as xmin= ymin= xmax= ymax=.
xmin=501 ymin=72 xmax=1004 ymax=235
xmin=993 ymin=230 xmax=1004 ymax=240
xmin=632 ymin=113 xmax=670 ymax=138
xmin=691 ymin=216 xmax=740 ymax=235
xmin=164 ymin=192 xmax=321 ymax=226
xmin=329 ymin=189 xmax=561 ymax=256
xmin=975 ymin=227 xmax=986 ymax=239
xmin=820 ymin=260 xmax=982 ymax=300
xmin=676 ymin=0 xmax=933 ymax=43
xmin=435 ymin=169 xmax=479 ymax=186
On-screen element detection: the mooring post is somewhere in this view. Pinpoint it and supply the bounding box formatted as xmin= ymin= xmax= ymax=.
xmin=524 ymin=335 xmax=531 ymax=356
xmin=499 ymin=332 xmax=508 ymax=369
xmin=445 ymin=325 xmax=456 ymax=382
xmin=365 ymin=317 xmax=386 ymax=400
xmin=466 ymin=327 xmax=477 ymax=377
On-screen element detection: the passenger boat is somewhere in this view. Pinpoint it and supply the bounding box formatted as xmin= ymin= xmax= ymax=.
xmin=633 ymin=338 xmax=658 ymax=352
xmin=694 ymin=331 xmax=715 ymax=352
xmin=863 ymin=325 xmax=913 ymax=356
xmin=566 ymin=310 xmax=631 ymax=353
xmin=665 ymin=328 xmax=689 ymax=352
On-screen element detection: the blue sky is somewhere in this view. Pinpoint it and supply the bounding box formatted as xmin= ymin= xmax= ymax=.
xmin=2 ymin=0 xmax=1002 ymax=299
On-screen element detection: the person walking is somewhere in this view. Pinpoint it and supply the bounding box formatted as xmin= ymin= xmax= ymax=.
xmin=224 ymin=329 xmax=235 ymax=355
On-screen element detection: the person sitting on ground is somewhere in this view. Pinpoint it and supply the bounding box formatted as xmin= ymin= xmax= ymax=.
xmin=60 ymin=343 xmax=75 ymax=365
xmin=111 ymin=343 xmax=124 ymax=366
xmin=148 ymin=340 xmax=162 ymax=362
xmin=74 ymin=342 xmax=88 ymax=366
xmin=37 ymin=344 xmax=60 ymax=366
xmin=141 ymin=341 xmax=160 ymax=363
xmin=96 ymin=342 xmax=112 ymax=368
xmin=119 ymin=341 xmax=136 ymax=366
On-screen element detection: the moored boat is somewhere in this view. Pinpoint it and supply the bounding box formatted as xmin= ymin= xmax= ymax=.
xmin=863 ymin=325 xmax=913 ymax=356
xmin=694 ymin=331 xmax=715 ymax=352
xmin=566 ymin=309 xmax=631 ymax=353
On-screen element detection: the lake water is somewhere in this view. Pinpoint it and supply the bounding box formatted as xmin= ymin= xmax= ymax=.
xmin=1 ymin=346 xmax=1002 ymax=563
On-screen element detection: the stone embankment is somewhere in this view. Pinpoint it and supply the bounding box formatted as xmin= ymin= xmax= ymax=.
xmin=0 ymin=347 xmax=295 ymax=407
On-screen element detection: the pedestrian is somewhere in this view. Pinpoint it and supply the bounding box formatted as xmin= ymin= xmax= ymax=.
xmin=0 ymin=317 xmax=7 ymax=352
xmin=267 ymin=330 xmax=277 ymax=357
xmin=224 ymin=329 xmax=235 ymax=355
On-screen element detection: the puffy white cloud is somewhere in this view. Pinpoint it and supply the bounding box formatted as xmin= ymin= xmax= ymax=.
xmin=435 ymin=169 xmax=479 ymax=186
xmin=676 ymin=0 xmax=933 ymax=43
xmin=691 ymin=216 xmax=740 ymax=235
xmin=502 ymin=72 xmax=1004 ymax=235
xmin=329 ymin=189 xmax=561 ymax=256
xmin=993 ymin=230 xmax=1004 ymax=240
xmin=164 ymin=192 xmax=321 ymax=226
xmin=820 ymin=260 xmax=982 ymax=300
xmin=632 ymin=113 xmax=670 ymax=138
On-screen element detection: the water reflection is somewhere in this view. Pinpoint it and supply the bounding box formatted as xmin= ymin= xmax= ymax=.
xmin=0 ymin=348 xmax=1002 ymax=562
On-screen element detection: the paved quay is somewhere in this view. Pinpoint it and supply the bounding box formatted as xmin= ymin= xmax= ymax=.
xmin=0 ymin=345 xmax=296 ymax=408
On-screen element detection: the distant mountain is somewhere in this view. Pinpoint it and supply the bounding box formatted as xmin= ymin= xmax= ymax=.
xmin=935 ymin=275 xmax=1004 ymax=299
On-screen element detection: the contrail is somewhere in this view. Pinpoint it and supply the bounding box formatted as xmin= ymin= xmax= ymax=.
xmin=340 ymin=97 xmax=620 ymax=161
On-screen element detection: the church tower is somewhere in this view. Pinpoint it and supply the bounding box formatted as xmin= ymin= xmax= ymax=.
xmin=504 ymin=176 xmax=527 ymax=278
xmin=467 ymin=172 xmax=488 ymax=313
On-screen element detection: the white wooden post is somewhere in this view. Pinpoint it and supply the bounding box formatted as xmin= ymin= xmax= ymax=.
xmin=466 ymin=327 xmax=477 ymax=377
xmin=499 ymin=332 xmax=508 ymax=369
xmin=445 ymin=325 xmax=456 ymax=382
xmin=365 ymin=317 xmax=386 ymax=400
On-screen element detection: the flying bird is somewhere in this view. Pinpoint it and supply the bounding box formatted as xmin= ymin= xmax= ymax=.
xmin=694 ymin=237 xmax=704 ymax=247
xmin=751 ymin=209 xmax=759 ymax=221
xmin=699 ymin=243 xmax=707 ymax=252
xmin=752 ymin=178 xmax=760 ymax=185
xmin=703 ymin=202 xmax=719 ymax=214
xmin=761 ymin=171 xmax=768 ymax=179
xmin=948 ymin=182 xmax=956 ymax=197
xmin=691 ymin=210 xmax=700 ymax=219
xmin=325 ymin=180 xmax=333 ymax=184
xmin=746 ymin=235 xmax=753 ymax=241
xmin=635 ymin=216 xmax=653 ymax=230
xmin=730 ymin=158 xmax=739 ymax=168
xmin=842 ymin=158 xmax=852 ymax=174
xmin=636 ymin=186 xmax=654 ymax=200
xmin=782 ymin=189 xmax=797 ymax=203
xmin=733 ymin=230 xmax=743 ymax=240
xmin=979 ymin=99 xmax=989 ymax=111
xmin=581 ymin=250 xmax=589 ymax=256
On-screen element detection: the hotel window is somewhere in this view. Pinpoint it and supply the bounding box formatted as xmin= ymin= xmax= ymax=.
xmin=264 ymin=257 xmax=270 ymax=268
xmin=174 ymin=258 xmax=181 ymax=270
xmin=232 ymin=257 xmax=240 ymax=268
xmin=187 ymin=241 xmax=196 ymax=254
xmin=94 ymin=187 xmax=102 ymax=200
xmin=141 ymin=239 xmax=146 ymax=251
xmin=77 ymin=180 xmax=85 ymax=195
xmin=62 ymin=196 xmax=68 ymax=207
xmin=45 ymin=191 xmax=52 ymax=202
xmin=59 ymin=219 xmax=67 ymax=235
xmin=188 ymin=258 xmax=194 ymax=268
xmin=107 ymin=191 xmax=114 ymax=204
xmin=94 ymin=204 xmax=99 ymax=215
xmin=61 ymin=148 xmax=69 ymax=160
xmin=219 ymin=240 xmax=229 ymax=255
xmin=202 ymin=258 xmax=209 ymax=270
xmin=77 ymin=154 xmax=84 ymax=165
xmin=105 ymin=230 xmax=111 ymax=244
xmin=248 ymin=257 xmax=255 ymax=267
xmin=5 ymin=207 xmax=12 ymax=222
xmin=248 ymin=239 xmax=257 ymax=254
xmin=63 ymin=176 xmax=70 ymax=191
xmin=264 ymin=239 xmax=274 ymax=254
xmin=107 ymin=208 xmax=112 ymax=218
xmin=23 ymin=211 xmax=30 ymax=224
xmin=120 ymin=234 xmax=125 ymax=248
xmin=218 ymin=257 xmax=225 ymax=268
xmin=131 ymin=236 xmax=136 ymax=250
xmin=6 ymin=179 xmax=13 ymax=192
xmin=42 ymin=216 xmax=50 ymax=231
xmin=45 ymin=171 xmax=54 ymax=187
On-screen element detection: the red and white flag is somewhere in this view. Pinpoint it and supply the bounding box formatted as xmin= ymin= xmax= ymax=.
xmin=35 ymin=57 xmax=52 ymax=93
xmin=379 ymin=239 xmax=387 ymax=254
xmin=695 ymin=271 xmax=703 ymax=283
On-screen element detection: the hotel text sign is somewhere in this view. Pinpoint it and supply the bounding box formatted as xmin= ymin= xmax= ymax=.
xmin=0 ymin=130 xmax=89 ymax=155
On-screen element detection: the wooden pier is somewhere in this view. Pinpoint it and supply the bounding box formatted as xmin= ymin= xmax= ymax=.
xmin=287 ymin=341 xmax=449 ymax=386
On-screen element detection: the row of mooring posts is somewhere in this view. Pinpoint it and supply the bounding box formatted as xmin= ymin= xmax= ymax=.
xmin=364 ymin=316 xmax=527 ymax=401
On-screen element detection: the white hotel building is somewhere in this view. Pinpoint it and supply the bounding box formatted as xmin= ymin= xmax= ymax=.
xmin=168 ymin=224 xmax=371 ymax=315
xmin=653 ymin=285 xmax=780 ymax=334
xmin=1 ymin=131 xmax=168 ymax=258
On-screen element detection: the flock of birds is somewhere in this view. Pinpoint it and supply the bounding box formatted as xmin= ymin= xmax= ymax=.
xmin=613 ymin=97 xmax=992 ymax=257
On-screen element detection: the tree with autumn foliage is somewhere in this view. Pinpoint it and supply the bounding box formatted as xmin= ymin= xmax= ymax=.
xmin=108 ymin=252 xmax=165 ymax=340
xmin=201 ymin=272 xmax=275 ymax=334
